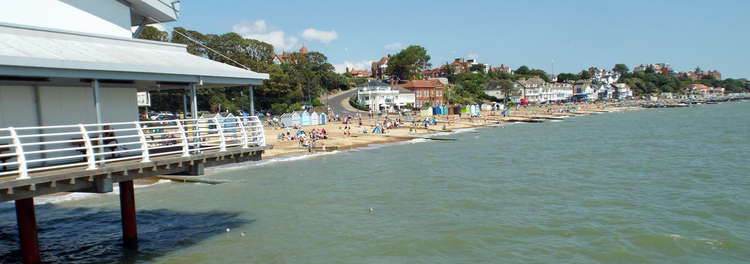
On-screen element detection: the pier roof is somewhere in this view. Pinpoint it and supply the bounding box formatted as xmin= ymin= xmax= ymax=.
xmin=0 ymin=22 xmax=269 ymax=88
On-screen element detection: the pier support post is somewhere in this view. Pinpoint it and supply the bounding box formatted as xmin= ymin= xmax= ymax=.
xmin=15 ymin=198 xmax=41 ymax=264
xmin=119 ymin=181 xmax=138 ymax=249
xmin=187 ymin=162 xmax=204 ymax=176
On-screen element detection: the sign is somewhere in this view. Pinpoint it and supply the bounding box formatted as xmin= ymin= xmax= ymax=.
xmin=137 ymin=92 xmax=151 ymax=106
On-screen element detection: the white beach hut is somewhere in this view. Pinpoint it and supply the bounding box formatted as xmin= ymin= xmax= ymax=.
xmin=291 ymin=112 xmax=302 ymax=126
xmin=481 ymin=104 xmax=492 ymax=111
xmin=310 ymin=112 xmax=320 ymax=126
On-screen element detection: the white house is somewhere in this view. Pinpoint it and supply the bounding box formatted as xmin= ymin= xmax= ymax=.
xmin=573 ymin=81 xmax=597 ymax=101
xmin=356 ymin=80 xmax=415 ymax=112
xmin=487 ymin=77 xmax=573 ymax=104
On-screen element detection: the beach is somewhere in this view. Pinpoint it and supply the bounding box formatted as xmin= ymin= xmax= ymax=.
xmin=263 ymin=102 xmax=641 ymax=159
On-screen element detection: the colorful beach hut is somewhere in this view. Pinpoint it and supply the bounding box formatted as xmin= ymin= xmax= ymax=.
xmin=222 ymin=113 xmax=237 ymax=132
xmin=300 ymin=111 xmax=311 ymax=126
xmin=320 ymin=112 xmax=327 ymax=125
xmin=470 ymin=104 xmax=480 ymax=117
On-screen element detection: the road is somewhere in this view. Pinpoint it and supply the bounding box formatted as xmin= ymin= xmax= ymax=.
xmin=324 ymin=88 xmax=363 ymax=116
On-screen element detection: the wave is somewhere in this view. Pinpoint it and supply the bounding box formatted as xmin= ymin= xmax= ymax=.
xmin=205 ymin=150 xmax=344 ymax=173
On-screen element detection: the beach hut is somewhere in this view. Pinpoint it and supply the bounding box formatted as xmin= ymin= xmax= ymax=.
xmin=420 ymin=107 xmax=433 ymax=117
xmin=222 ymin=113 xmax=237 ymax=132
xmin=291 ymin=112 xmax=301 ymax=126
xmin=279 ymin=113 xmax=290 ymax=127
xmin=310 ymin=112 xmax=319 ymax=126
xmin=199 ymin=113 xmax=223 ymax=130
xmin=481 ymin=104 xmax=492 ymax=111
xmin=300 ymin=111 xmax=311 ymax=126
xmin=462 ymin=105 xmax=470 ymax=114
xmin=470 ymin=104 xmax=479 ymax=117
xmin=320 ymin=112 xmax=327 ymax=125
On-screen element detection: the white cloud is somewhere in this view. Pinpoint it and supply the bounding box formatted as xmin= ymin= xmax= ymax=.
xmin=301 ymin=28 xmax=338 ymax=44
xmin=384 ymin=42 xmax=405 ymax=51
xmin=334 ymin=60 xmax=375 ymax=74
xmin=467 ymin=53 xmax=479 ymax=60
xmin=232 ymin=20 xmax=299 ymax=51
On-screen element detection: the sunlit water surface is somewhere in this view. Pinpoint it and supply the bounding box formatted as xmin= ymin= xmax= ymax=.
xmin=1 ymin=102 xmax=749 ymax=263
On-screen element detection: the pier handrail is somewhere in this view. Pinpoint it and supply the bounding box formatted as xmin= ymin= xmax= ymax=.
xmin=0 ymin=116 xmax=265 ymax=179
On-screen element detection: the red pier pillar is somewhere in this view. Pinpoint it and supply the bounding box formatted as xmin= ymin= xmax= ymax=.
xmin=119 ymin=181 xmax=138 ymax=249
xmin=15 ymin=198 xmax=41 ymax=264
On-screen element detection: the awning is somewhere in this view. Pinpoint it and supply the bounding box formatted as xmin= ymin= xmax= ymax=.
xmin=0 ymin=23 xmax=269 ymax=88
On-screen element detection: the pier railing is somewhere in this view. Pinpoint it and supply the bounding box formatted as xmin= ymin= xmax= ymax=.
xmin=0 ymin=116 xmax=266 ymax=179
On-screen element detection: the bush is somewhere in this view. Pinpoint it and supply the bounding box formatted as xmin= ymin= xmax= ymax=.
xmin=312 ymin=98 xmax=323 ymax=107
xmin=349 ymin=97 xmax=369 ymax=111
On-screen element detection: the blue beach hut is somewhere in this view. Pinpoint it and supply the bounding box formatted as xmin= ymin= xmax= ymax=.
xmin=320 ymin=113 xmax=327 ymax=125
xmin=300 ymin=111 xmax=311 ymax=126
xmin=222 ymin=113 xmax=237 ymax=133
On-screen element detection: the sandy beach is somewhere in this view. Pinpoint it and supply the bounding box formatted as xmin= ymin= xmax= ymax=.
xmin=262 ymin=102 xmax=641 ymax=159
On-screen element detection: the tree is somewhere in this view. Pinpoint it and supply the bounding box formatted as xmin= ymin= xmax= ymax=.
xmin=386 ymin=45 xmax=431 ymax=80
xmin=557 ymin=73 xmax=578 ymax=83
xmin=137 ymin=26 xmax=169 ymax=42
xmin=613 ymin=64 xmax=629 ymax=75
xmin=470 ymin=64 xmax=486 ymax=73
xmin=578 ymin=70 xmax=592 ymax=80
xmin=498 ymin=80 xmax=514 ymax=104
xmin=515 ymin=65 xmax=530 ymax=75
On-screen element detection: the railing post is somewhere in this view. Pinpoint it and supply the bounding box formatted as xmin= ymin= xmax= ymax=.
xmin=78 ymin=124 xmax=97 ymax=170
xmin=237 ymin=117 xmax=249 ymax=149
xmin=133 ymin=122 xmax=150 ymax=162
xmin=8 ymin=127 xmax=29 ymax=179
xmin=175 ymin=120 xmax=190 ymax=157
xmin=215 ymin=116 xmax=226 ymax=152
xmin=254 ymin=116 xmax=266 ymax=147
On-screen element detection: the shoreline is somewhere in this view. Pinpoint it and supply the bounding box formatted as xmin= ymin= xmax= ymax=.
xmin=262 ymin=102 xmax=643 ymax=159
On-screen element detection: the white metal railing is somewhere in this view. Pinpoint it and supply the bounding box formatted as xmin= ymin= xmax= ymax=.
xmin=0 ymin=116 xmax=265 ymax=179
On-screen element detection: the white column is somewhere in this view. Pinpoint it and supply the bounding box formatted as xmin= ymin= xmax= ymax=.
xmin=190 ymin=83 xmax=198 ymax=118
xmin=92 ymin=80 xmax=102 ymax=123
xmin=249 ymin=86 xmax=255 ymax=116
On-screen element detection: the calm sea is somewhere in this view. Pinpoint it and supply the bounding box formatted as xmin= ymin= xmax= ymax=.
xmin=1 ymin=101 xmax=749 ymax=263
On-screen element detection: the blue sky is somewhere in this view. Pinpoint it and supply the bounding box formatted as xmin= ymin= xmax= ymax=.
xmin=165 ymin=0 xmax=750 ymax=78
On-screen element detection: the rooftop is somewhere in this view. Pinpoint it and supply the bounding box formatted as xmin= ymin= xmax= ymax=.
xmin=0 ymin=22 xmax=268 ymax=88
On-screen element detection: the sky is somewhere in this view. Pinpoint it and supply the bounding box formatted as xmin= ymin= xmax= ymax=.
xmin=163 ymin=0 xmax=750 ymax=78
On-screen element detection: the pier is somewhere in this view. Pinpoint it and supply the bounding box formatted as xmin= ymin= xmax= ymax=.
xmin=0 ymin=117 xmax=268 ymax=263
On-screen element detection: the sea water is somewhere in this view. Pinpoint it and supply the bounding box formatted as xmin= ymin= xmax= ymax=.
xmin=1 ymin=102 xmax=749 ymax=263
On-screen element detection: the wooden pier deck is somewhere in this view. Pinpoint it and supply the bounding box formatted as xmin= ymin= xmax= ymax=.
xmin=0 ymin=145 xmax=269 ymax=202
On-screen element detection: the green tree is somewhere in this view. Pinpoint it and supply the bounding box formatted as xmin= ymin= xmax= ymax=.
xmin=137 ymin=26 xmax=169 ymax=42
xmin=515 ymin=65 xmax=530 ymax=75
xmin=557 ymin=73 xmax=578 ymax=83
xmin=498 ymin=79 xmax=514 ymax=104
xmin=578 ymin=70 xmax=592 ymax=80
xmin=386 ymin=45 xmax=431 ymax=80
xmin=612 ymin=64 xmax=629 ymax=75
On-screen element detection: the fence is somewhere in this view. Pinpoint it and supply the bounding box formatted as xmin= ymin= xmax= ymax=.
xmin=0 ymin=116 xmax=265 ymax=179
